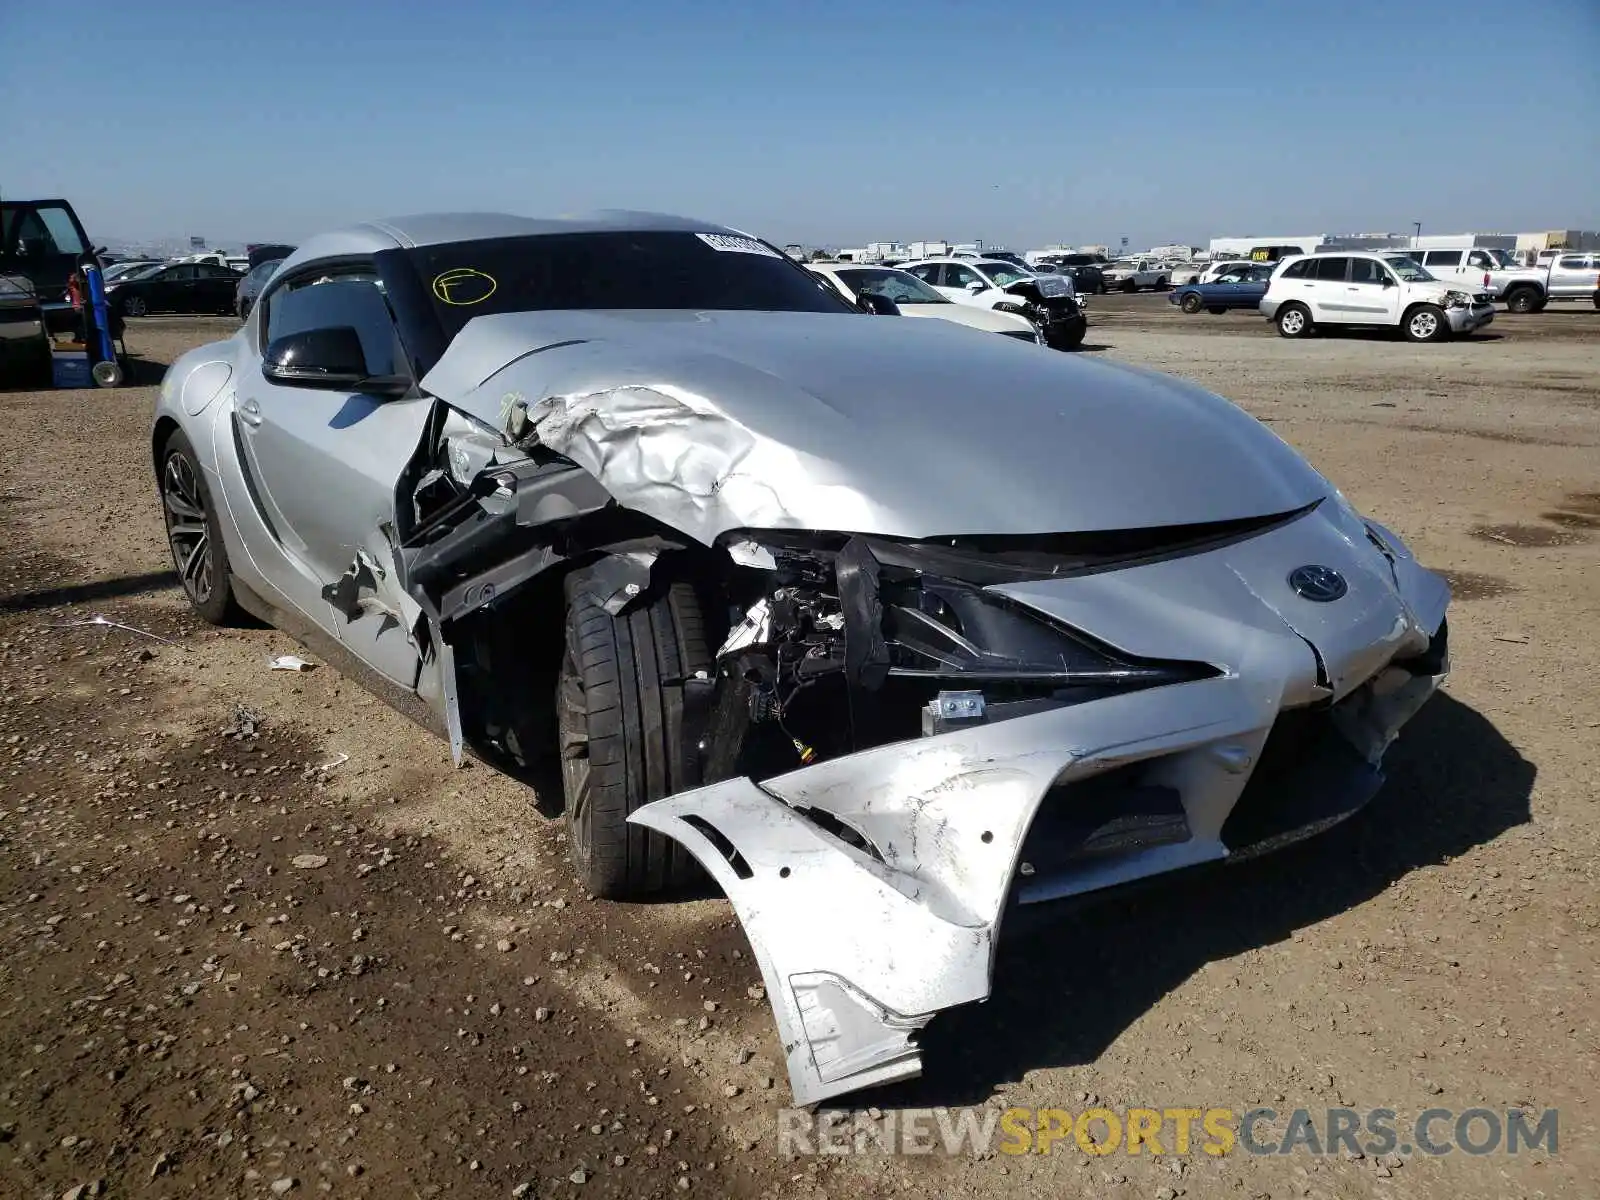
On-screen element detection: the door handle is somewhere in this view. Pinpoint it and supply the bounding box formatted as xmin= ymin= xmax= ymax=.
xmin=239 ymin=397 xmax=263 ymax=427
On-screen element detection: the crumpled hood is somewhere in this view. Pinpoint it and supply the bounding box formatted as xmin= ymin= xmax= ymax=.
xmin=420 ymin=309 xmax=1330 ymax=544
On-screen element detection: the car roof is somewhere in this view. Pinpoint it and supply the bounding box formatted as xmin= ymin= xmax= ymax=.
xmin=900 ymin=257 xmax=1025 ymax=269
xmin=275 ymin=210 xmax=741 ymax=275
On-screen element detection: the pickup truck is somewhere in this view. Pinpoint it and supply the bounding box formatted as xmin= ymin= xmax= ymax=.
xmin=1101 ymin=257 xmax=1170 ymax=292
xmin=1503 ymin=251 xmax=1600 ymax=313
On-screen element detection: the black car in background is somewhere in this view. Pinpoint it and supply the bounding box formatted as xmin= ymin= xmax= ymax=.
xmin=0 ymin=271 xmax=53 ymax=387
xmin=0 ymin=197 xmax=99 ymax=335
xmin=1036 ymin=252 xmax=1108 ymax=294
xmin=107 ymin=262 xmax=242 ymax=317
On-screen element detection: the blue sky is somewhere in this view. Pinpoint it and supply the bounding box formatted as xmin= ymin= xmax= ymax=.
xmin=2 ymin=0 xmax=1596 ymax=249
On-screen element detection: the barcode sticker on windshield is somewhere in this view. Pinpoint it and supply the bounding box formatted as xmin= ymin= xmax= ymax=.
xmin=696 ymin=233 xmax=780 ymax=257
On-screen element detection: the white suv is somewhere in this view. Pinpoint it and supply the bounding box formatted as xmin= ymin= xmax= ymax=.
xmin=1259 ymin=252 xmax=1495 ymax=342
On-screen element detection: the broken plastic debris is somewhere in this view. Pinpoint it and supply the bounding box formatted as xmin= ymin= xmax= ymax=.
xmin=48 ymin=613 xmax=182 ymax=648
xmin=319 ymin=753 xmax=350 ymax=771
xmin=269 ymin=655 xmax=315 ymax=672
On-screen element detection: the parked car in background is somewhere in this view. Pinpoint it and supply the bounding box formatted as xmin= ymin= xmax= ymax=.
xmin=1169 ymin=263 xmax=1275 ymax=313
xmin=1101 ymin=258 xmax=1169 ymax=292
xmin=1166 ymin=262 xmax=1206 ymax=286
xmin=951 ymin=249 xmax=1028 ymax=267
xmin=0 ymin=196 xmax=99 ymax=335
xmin=900 ymin=257 xmax=1087 ymax=348
xmin=236 ymin=258 xmax=284 ymax=320
xmin=1381 ymin=247 xmax=1545 ymax=311
xmin=809 ymin=263 xmax=1043 ymax=344
xmin=1261 ymin=253 xmax=1494 ymax=342
xmin=1198 ymin=260 xmax=1254 ymax=285
xmin=1491 ymin=251 xmax=1600 ymax=313
xmin=107 ymin=261 xmax=242 ymax=317
xmin=1034 ymin=253 xmax=1107 ymax=294
xmin=0 ymin=271 xmax=53 ymax=387
xmin=103 ymin=259 xmax=164 ymax=283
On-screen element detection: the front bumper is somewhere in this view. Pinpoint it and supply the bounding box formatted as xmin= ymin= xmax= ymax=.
xmin=1446 ymin=303 xmax=1494 ymax=333
xmin=634 ymin=504 xmax=1451 ymax=1105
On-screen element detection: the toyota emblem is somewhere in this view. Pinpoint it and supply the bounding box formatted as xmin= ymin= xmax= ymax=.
xmin=1288 ymin=565 xmax=1348 ymax=602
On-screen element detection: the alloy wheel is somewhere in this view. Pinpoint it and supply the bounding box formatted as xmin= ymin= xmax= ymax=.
xmin=124 ymin=296 xmax=147 ymax=317
xmin=1280 ymin=309 xmax=1306 ymax=335
xmin=1409 ymin=310 xmax=1439 ymax=340
xmin=162 ymin=451 xmax=213 ymax=603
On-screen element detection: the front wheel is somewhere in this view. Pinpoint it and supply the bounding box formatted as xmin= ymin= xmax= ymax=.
xmin=1404 ymin=304 xmax=1450 ymax=343
xmin=121 ymin=295 xmax=148 ymax=318
xmin=1180 ymin=292 xmax=1203 ymax=314
xmin=1276 ymin=303 xmax=1313 ymax=338
xmin=557 ymin=577 xmax=712 ymax=898
xmin=1503 ymin=286 xmax=1541 ymax=314
xmin=160 ymin=428 xmax=239 ymax=624
xmin=1121 ymin=278 xmax=1137 ymax=294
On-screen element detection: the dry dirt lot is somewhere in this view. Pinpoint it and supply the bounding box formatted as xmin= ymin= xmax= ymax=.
xmin=1 ymin=303 xmax=1596 ymax=1200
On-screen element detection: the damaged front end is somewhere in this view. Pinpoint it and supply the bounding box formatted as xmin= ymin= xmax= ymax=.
xmin=629 ymin=509 xmax=1450 ymax=1106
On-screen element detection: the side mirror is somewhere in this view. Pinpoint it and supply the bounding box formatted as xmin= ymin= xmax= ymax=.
xmin=1380 ymin=275 xmax=1396 ymax=288
xmin=965 ymin=280 xmax=986 ymax=293
xmin=263 ymin=326 xmax=408 ymax=395
xmin=856 ymin=292 xmax=901 ymax=317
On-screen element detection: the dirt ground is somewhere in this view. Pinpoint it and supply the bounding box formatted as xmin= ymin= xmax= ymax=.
xmin=2 ymin=299 xmax=1596 ymax=1200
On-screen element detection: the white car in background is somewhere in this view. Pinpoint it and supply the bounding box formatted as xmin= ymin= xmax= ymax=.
xmin=809 ymin=264 xmax=1044 ymax=344
xmin=899 ymin=256 xmax=1089 ymax=349
xmin=1198 ymin=260 xmax=1254 ymax=285
xmin=1101 ymin=257 xmax=1169 ymax=292
xmin=1261 ymin=252 xmax=1495 ymax=342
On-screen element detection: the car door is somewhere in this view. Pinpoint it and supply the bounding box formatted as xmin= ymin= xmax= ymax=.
xmin=1301 ymin=256 xmax=1352 ymax=322
xmin=154 ymin=264 xmax=199 ymax=312
xmin=942 ymin=262 xmax=987 ymax=307
xmin=194 ymin=264 xmax=233 ymax=312
xmin=234 ymin=268 xmax=434 ymax=688
xmin=1548 ymin=253 xmax=1598 ymax=298
xmin=1344 ymin=257 xmax=1401 ymax=323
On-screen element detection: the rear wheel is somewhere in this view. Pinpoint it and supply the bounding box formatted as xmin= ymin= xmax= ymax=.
xmin=1276 ymin=303 xmax=1313 ymax=338
xmin=1404 ymin=304 xmax=1450 ymax=343
xmin=160 ymin=428 xmax=239 ymax=625
xmin=1180 ymin=292 xmax=1203 ymax=314
xmin=557 ymin=577 xmax=712 ymax=898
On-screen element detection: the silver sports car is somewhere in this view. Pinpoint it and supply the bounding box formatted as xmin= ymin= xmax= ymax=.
xmin=152 ymin=211 xmax=1450 ymax=1105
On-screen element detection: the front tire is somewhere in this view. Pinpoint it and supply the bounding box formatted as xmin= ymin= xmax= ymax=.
xmin=1404 ymin=304 xmax=1450 ymax=343
xmin=557 ymin=578 xmax=712 ymax=898
xmin=160 ymin=428 xmax=239 ymax=625
xmin=1275 ymin=303 xmax=1313 ymax=338
xmin=122 ymin=295 xmax=148 ymax=318
xmin=1180 ymin=292 xmax=1203 ymax=314
xmin=1121 ymin=278 xmax=1137 ymax=294
xmin=1503 ymin=286 xmax=1541 ymax=314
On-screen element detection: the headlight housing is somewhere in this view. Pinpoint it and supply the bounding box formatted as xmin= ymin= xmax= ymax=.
xmin=1443 ymin=290 xmax=1471 ymax=309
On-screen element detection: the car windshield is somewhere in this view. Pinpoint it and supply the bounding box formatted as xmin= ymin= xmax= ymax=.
xmin=248 ymin=260 xmax=283 ymax=283
xmin=1485 ymin=249 xmax=1519 ymax=269
xmin=836 ymin=267 xmax=948 ymax=304
xmin=1383 ymin=256 xmax=1435 ymax=282
xmin=403 ymin=231 xmax=854 ymax=340
xmin=979 ymin=263 xmax=1032 ymax=286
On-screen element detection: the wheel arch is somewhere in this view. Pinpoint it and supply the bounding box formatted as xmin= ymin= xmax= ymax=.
xmin=152 ymin=414 xmax=183 ymax=481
